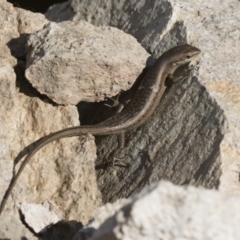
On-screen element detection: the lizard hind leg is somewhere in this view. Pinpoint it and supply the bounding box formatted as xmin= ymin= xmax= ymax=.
xmin=111 ymin=132 xmax=131 ymax=167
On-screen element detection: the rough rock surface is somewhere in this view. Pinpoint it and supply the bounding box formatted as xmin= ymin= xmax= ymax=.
xmin=33 ymin=181 xmax=240 ymax=240
xmin=84 ymin=181 xmax=240 ymax=240
xmin=1 ymin=0 xmax=240 ymax=239
xmin=19 ymin=202 xmax=60 ymax=233
xmin=0 ymin=1 xmax=102 ymax=239
xmin=25 ymin=20 xmax=150 ymax=105
xmin=39 ymin=199 xmax=130 ymax=240
xmin=46 ymin=0 xmax=240 ymax=200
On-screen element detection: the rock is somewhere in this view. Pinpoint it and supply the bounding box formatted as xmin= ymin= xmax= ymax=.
xmin=45 ymin=0 xmax=240 ymax=201
xmin=0 ymin=1 xmax=102 ymax=239
xmin=82 ymin=181 xmax=240 ymax=240
xmin=45 ymin=1 xmax=75 ymax=23
xmin=2 ymin=3 xmax=48 ymax=62
xmin=1 ymin=0 xmax=240 ymax=238
xmin=19 ymin=202 xmax=60 ymax=233
xmin=25 ymin=21 xmax=150 ymax=105
xmin=49 ymin=199 xmax=130 ymax=240
xmin=0 ymin=60 xmax=102 ymax=239
xmin=0 ymin=0 xmax=19 ymax=67
xmin=7 ymin=7 xmax=49 ymax=59
xmin=15 ymin=7 xmax=48 ymax=34
xmin=84 ymin=199 xmax=130 ymax=230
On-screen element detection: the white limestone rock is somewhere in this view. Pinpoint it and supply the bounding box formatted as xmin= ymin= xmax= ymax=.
xmin=86 ymin=181 xmax=240 ymax=240
xmin=19 ymin=202 xmax=60 ymax=233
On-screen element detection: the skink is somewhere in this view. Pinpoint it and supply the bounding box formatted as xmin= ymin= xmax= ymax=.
xmin=0 ymin=44 xmax=201 ymax=215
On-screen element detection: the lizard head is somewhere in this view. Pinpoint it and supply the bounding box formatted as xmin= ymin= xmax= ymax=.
xmin=165 ymin=44 xmax=201 ymax=66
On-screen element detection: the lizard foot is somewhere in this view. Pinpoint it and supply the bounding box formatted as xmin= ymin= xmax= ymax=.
xmin=111 ymin=148 xmax=131 ymax=167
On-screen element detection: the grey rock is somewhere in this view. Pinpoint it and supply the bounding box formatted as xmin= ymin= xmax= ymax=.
xmin=45 ymin=1 xmax=75 ymax=22
xmin=1 ymin=0 xmax=240 ymax=239
xmin=45 ymin=0 xmax=240 ymax=201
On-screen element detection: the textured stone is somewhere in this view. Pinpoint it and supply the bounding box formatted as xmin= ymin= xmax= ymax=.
xmin=87 ymin=181 xmax=240 ymax=240
xmin=0 ymin=1 xmax=102 ymax=239
xmin=85 ymin=199 xmax=130 ymax=230
xmin=45 ymin=1 xmax=74 ymax=22
xmin=39 ymin=199 xmax=130 ymax=240
xmin=0 ymin=0 xmax=19 ymax=67
xmin=0 ymin=2 xmax=48 ymax=62
xmin=19 ymin=202 xmax=60 ymax=233
xmin=46 ymin=0 xmax=240 ymax=200
xmin=0 ymin=60 xmax=102 ymax=239
xmin=1 ymin=0 xmax=240 ymax=238
xmin=35 ymin=181 xmax=240 ymax=240
xmin=25 ymin=20 xmax=150 ymax=105
xmin=16 ymin=7 xmax=48 ymax=34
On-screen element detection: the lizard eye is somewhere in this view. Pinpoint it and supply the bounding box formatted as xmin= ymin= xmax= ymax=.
xmin=186 ymin=55 xmax=191 ymax=59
